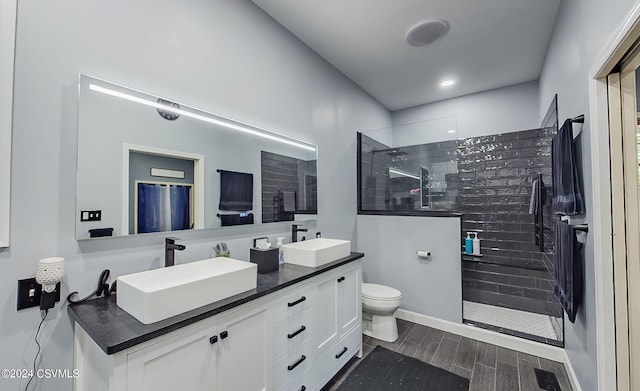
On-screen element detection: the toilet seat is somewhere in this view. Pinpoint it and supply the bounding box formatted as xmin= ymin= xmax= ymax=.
xmin=362 ymin=283 xmax=401 ymax=301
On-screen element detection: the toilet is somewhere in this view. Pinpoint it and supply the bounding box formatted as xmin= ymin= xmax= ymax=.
xmin=361 ymin=283 xmax=402 ymax=342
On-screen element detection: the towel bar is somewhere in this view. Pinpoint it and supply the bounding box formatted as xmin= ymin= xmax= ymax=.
xmin=573 ymin=224 xmax=588 ymax=232
xmin=570 ymin=115 xmax=584 ymax=124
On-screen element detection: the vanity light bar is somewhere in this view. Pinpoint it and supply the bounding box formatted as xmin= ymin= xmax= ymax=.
xmin=388 ymin=168 xmax=420 ymax=180
xmin=88 ymin=84 xmax=317 ymax=152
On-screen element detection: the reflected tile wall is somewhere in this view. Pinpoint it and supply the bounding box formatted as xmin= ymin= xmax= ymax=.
xmin=261 ymin=151 xmax=299 ymax=223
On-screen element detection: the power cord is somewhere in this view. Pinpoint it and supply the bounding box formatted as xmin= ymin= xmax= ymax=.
xmin=25 ymin=309 xmax=48 ymax=391
xmin=66 ymin=269 xmax=117 ymax=304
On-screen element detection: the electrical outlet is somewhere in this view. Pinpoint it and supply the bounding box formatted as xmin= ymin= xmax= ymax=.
xmin=81 ymin=210 xmax=102 ymax=222
xmin=17 ymin=278 xmax=60 ymax=310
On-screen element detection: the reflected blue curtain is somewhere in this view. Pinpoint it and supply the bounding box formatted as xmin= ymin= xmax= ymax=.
xmin=170 ymin=185 xmax=191 ymax=231
xmin=138 ymin=183 xmax=190 ymax=233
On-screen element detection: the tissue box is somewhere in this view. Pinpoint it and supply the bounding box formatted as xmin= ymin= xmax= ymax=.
xmin=249 ymin=247 xmax=279 ymax=274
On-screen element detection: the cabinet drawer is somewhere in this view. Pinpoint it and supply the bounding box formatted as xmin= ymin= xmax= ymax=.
xmin=274 ymin=338 xmax=315 ymax=391
xmin=315 ymin=328 xmax=362 ymax=389
xmin=275 ymin=283 xmax=315 ymax=322
xmin=275 ymin=307 xmax=314 ymax=359
xmin=283 ymin=368 xmax=316 ymax=391
xmin=333 ymin=327 xmax=362 ymax=370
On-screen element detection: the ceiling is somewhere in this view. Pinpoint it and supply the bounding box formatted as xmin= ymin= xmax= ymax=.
xmin=252 ymin=0 xmax=562 ymax=111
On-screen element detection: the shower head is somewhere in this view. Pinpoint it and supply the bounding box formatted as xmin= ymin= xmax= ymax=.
xmin=371 ymin=147 xmax=408 ymax=157
xmin=386 ymin=150 xmax=408 ymax=157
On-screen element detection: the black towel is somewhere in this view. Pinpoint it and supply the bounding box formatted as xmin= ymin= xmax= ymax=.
xmin=551 ymin=119 xmax=584 ymax=215
xmin=553 ymin=220 xmax=582 ymax=323
xmin=218 ymin=170 xmax=253 ymax=211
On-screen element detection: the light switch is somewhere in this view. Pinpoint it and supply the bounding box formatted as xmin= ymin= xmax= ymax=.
xmin=81 ymin=210 xmax=102 ymax=222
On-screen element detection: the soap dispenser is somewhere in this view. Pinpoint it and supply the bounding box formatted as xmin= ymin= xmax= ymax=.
xmin=465 ymin=233 xmax=473 ymax=254
xmin=277 ymin=237 xmax=286 ymax=264
xmin=472 ymin=233 xmax=481 ymax=255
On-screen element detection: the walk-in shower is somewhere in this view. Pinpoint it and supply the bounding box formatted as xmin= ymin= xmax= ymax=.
xmin=358 ymin=111 xmax=564 ymax=347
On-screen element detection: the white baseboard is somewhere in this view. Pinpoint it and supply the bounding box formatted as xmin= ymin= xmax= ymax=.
xmin=395 ymin=309 xmax=582 ymax=391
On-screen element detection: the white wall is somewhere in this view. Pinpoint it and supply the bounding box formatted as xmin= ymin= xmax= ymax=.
xmin=356 ymin=215 xmax=462 ymax=323
xmin=538 ymin=0 xmax=635 ymax=390
xmin=392 ymin=80 xmax=540 ymax=141
xmin=0 ymin=1 xmax=390 ymax=390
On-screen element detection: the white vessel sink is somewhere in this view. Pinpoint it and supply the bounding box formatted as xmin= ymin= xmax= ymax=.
xmin=117 ymin=257 xmax=257 ymax=324
xmin=283 ymin=238 xmax=351 ymax=268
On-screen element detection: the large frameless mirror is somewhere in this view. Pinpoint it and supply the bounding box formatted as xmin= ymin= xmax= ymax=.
xmin=76 ymin=75 xmax=317 ymax=240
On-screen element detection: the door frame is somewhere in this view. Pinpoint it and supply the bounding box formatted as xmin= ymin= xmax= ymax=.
xmin=122 ymin=143 xmax=204 ymax=235
xmin=0 ymin=0 xmax=17 ymax=248
xmin=589 ymin=1 xmax=640 ymax=390
xmin=607 ymin=58 xmax=640 ymax=391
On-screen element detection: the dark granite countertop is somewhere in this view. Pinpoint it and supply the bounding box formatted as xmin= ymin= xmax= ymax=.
xmin=68 ymin=252 xmax=364 ymax=355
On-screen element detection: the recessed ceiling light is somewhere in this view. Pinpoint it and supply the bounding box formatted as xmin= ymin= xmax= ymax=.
xmin=406 ymin=19 xmax=449 ymax=47
xmin=441 ymin=80 xmax=455 ymax=87
xmin=448 ymin=129 xmax=456 ymax=133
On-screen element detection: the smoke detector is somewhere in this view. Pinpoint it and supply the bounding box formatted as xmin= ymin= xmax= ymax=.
xmin=406 ymin=19 xmax=449 ymax=47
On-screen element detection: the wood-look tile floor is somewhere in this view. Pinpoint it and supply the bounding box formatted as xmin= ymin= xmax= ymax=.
xmin=322 ymin=319 xmax=573 ymax=391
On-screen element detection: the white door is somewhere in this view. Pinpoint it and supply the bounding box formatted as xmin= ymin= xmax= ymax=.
xmin=126 ymin=327 xmax=217 ymax=391
xmin=608 ymin=61 xmax=640 ymax=391
xmin=337 ymin=267 xmax=360 ymax=336
xmin=216 ymin=301 xmax=272 ymax=391
xmin=315 ymin=276 xmax=338 ymax=352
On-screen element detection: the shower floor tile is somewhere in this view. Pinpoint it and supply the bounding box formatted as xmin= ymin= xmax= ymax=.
xmin=463 ymin=301 xmax=560 ymax=341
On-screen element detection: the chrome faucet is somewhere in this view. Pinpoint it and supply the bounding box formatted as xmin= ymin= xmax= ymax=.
xmin=291 ymin=224 xmax=307 ymax=243
xmin=165 ymin=237 xmax=185 ymax=267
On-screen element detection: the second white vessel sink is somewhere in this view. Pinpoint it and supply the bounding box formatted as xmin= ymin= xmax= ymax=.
xmin=117 ymin=257 xmax=257 ymax=324
xmin=283 ymin=238 xmax=351 ymax=268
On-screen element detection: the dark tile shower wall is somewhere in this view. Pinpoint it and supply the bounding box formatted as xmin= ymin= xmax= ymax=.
xmin=359 ymin=127 xmax=562 ymax=319
xmin=458 ymin=128 xmax=561 ymax=317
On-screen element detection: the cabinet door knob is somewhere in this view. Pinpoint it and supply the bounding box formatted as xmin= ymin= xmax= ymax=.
xmin=337 ymin=276 xmax=345 ymax=283
xmin=300 ymin=386 xmax=306 ymax=391
xmin=288 ymin=296 xmax=306 ymax=307
xmin=209 ymin=335 xmax=218 ymax=344
xmin=335 ymin=346 xmax=348 ymax=359
xmin=287 ymin=355 xmax=306 ymax=371
xmin=220 ymin=331 xmax=228 ymax=339
xmin=287 ymin=325 xmax=306 ymax=339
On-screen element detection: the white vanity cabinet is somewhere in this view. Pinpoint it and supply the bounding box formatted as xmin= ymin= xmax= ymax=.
xmin=216 ymin=300 xmax=273 ymax=391
xmin=273 ymin=261 xmax=362 ymax=391
xmin=125 ymin=324 xmax=217 ymax=391
xmin=74 ymin=260 xmax=362 ymax=391
xmin=75 ymin=298 xmax=273 ymax=391
xmin=315 ymin=264 xmax=361 ymax=354
xmin=127 ymin=300 xmax=273 ymax=391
